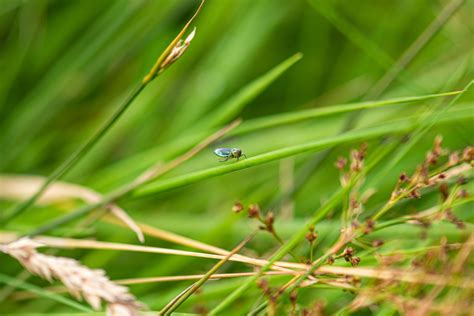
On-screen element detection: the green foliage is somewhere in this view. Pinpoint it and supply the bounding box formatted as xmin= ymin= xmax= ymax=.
xmin=0 ymin=0 xmax=472 ymax=315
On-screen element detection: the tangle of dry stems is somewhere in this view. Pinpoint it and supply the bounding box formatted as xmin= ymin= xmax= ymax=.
xmin=0 ymin=238 xmax=145 ymax=316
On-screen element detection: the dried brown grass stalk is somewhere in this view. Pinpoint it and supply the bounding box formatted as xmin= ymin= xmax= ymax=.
xmin=0 ymin=238 xmax=145 ymax=316
xmin=0 ymin=175 xmax=144 ymax=242
xmin=3 ymin=233 xmax=471 ymax=290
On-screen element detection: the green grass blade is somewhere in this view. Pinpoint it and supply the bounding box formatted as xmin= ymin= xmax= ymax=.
xmin=0 ymin=273 xmax=92 ymax=312
xmin=133 ymin=106 xmax=473 ymax=198
xmin=201 ymin=53 xmax=303 ymax=128
xmin=307 ymin=0 xmax=392 ymax=69
xmin=91 ymin=90 xmax=461 ymax=188
xmin=232 ymin=90 xmax=462 ymax=136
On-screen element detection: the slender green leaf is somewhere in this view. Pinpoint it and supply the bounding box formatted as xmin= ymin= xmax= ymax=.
xmin=0 ymin=273 xmax=92 ymax=312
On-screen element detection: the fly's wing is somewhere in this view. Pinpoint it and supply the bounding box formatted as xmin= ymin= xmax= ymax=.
xmin=214 ymin=148 xmax=231 ymax=158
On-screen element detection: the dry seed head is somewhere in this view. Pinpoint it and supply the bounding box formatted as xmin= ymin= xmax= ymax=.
xmin=0 ymin=238 xmax=143 ymax=315
xmin=160 ymin=28 xmax=196 ymax=71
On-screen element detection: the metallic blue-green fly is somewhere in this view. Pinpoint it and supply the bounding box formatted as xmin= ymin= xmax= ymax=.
xmin=214 ymin=148 xmax=246 ymax=162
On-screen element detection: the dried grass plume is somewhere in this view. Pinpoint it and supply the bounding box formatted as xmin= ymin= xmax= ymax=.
xmin=0 ymin=238 xmax=145 ymax=316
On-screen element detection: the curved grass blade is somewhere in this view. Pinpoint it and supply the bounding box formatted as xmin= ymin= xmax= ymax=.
xmin=232 ymin=90 xmax=462 ymax=136
xmin=133 ymin=106 xmax=474 ymax=198
xmin=201 ymin=52 xmax=303 ymax=128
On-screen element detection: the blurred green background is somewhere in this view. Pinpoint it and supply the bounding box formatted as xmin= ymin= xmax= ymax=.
xmin=0 ymin=0 xmax=473 ymax=314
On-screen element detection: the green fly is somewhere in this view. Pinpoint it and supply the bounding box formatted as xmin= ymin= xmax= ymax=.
xmin=214 ymin=148 xmax=246 ymax=162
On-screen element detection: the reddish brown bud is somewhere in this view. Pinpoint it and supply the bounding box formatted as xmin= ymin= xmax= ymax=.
xmin=448 ymin=152 xmax=460 ymax=166
xmin=290 ymin=290 xmax=298 ymax=304
xmin=248 ymin=204 xmax=261 ymax=218
xmin=257 ymin=278 xmax=269 ymax=290
xmin=306 ymin=231 xmax=318 ymax=243
xmin=327 ymin=256 xmax=335 ymax=265
xmin=399 ymin=172 xmax=409 ymax=182
xmin=265 ymin=212 xmax=274 ymax=226
xmin=335 ymin=157 xmax=347 ymax=170
xmin=344 ymin=247 xmax=354 ymax=257
xmin=457 ymin=189 xmax=469 ymax=199
xmin=363 ymin=219 xmax=375 ymax=234
xmin=372 ymin=239 xmax=384 ymax=247
xmin=232 ymin=201 xmax=244 ymax=213
xmin=462 ymin=146 xmax=474 ymax=162
xmin=409 ymin=189 xmax=421 ymax=199
xmin=350 ymin=256 xmax=361 ymax=267
xmin=264 ymin=212 xmax=275 ymax=232
xmin=350 ymin=197 xmax=360 ymax=209
xmin=457 ymin=176 xmax=466 ymax=185
xmin=426 ymin=152 xmax=438 ymax=165
xmin=439 ymin=183 xmax=449 ymax=201
xmin=433 ymin=135 xmax=444 ymax=156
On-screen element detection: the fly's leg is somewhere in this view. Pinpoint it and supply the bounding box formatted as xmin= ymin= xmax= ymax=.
xmin=219 ymin=157 xmax=229 ymax=162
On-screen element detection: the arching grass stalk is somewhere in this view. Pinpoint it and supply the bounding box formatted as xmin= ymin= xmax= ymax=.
xmin=93 ymin=90 xmax=460 ymax=188
xmin=231 ymin=90 xmax=462 ymax=137
xmin=2 ymin=0 xmax=205 ymax=224
xmin=134 ymin=108 xmax=473 ymax=198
